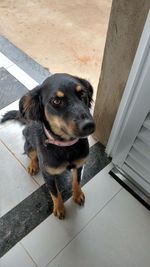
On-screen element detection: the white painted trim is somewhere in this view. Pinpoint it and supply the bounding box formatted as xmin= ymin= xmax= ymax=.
xmin=0 ymin=52 xmax=38 ymax=90
xmin=106 ymin=11 xmax=150 ymax=157
xmin=7 ymin=65 xmax=38 ymax=90
xmin=0 ymin=52 xmax=14 ymax=68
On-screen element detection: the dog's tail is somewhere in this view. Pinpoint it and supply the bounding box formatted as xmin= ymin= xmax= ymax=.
xmin=1 ymin=110 xmax=26 ymax=124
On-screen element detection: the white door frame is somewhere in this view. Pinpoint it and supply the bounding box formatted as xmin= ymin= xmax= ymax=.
xmin=106 ymin=10 xmax=150 ymax=166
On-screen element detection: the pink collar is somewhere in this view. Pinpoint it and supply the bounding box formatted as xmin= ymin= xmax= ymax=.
xmin=43 ymin=125 xmax=79 ymax=147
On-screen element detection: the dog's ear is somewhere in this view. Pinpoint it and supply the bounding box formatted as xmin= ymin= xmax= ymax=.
xmin=75 ymin=77 xmax=93 ymax=107
xmin=19 ymin=86 xmax=43 ymax=121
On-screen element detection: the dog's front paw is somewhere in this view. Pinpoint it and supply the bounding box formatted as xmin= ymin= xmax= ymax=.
xmin=50 ymin=192 xmax=65 ymax=219
xmin=73 ymin=190 xmax=85 ymax=206
xmin=53 ymin=205 xmax=65 ymax=220
xmin=27 ymin=161 xmax=39 ymax=176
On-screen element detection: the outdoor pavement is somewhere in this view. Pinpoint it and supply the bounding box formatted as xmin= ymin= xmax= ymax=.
xmin=0 ymin=0 xmax=112 ymax=100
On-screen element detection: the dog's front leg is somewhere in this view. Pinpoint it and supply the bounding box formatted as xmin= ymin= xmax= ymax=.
xmin=72 ymin=167 xmax=85 ymax=206
xmin=43 ymin=173 xmax=65 ymax=219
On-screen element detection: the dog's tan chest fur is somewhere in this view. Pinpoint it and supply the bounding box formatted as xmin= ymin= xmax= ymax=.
xmin=45 ymin=157 xmax=87 ymax=175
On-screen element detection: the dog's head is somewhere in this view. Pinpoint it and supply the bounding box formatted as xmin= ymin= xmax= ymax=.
xmin=20 ymin=73 xmax=95 ymax=140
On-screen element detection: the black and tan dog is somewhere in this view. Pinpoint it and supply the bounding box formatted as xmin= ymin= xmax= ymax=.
xmin=2 ymin=73 xmax=95 ymax=219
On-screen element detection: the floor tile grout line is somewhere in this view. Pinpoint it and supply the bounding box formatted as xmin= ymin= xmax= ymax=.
xmin=0 ymin=51 xmax=15 ymax=69
xmin=0 ymin=63 xmax=14 ymax=69
xmin=44 ymin=187 xmax=123 ymax=267
xmin=0 ymin=138 xmax=40 ymax=187
xmin=20 ymin=242 xmax=38 ymax=267
xmin=5 ymin=63 xmax=14 ymax=68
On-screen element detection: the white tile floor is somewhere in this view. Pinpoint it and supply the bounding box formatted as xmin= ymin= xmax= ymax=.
xmin=0 ymin=122 xmax=44 ymax=187
xmin=0 ymin=141 xmax=39 ymax=217
xmin=47 ymin=189 xmax=150 ymax=267
xmin=1 ymin=243 xmax=37 ymax=267
xmin=1 ymin=163 xmax=150 ymax=267
xmin=0 ymin=53 xmax=42 ymax=217
xmin=0 ymin=100 xmax=19 ymax=125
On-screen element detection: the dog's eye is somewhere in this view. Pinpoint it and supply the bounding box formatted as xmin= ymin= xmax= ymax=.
xmin=51 ymin=97 xmax=63 ymax=107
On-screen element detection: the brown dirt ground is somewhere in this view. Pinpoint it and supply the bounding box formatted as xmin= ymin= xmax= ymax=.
xmin=0 ymin=0 xmax=111 ymax=99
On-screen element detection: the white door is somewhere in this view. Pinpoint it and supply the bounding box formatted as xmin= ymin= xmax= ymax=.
xmin=106 ymin=11 xmax=150 ymax=199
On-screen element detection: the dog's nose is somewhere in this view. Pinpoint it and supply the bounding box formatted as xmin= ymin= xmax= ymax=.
xmin=79 ymin=120 xmax=95 ymax=136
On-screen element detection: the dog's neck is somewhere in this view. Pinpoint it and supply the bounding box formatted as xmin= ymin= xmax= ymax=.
xmin=43 ymin=119 xmax=64 ymax=141
xmin=43 ymin=124 xmax=79 ymax=147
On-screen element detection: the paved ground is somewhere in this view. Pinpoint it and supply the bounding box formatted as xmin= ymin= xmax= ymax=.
xmin=0 ymin=0 xmax=112 ymax=99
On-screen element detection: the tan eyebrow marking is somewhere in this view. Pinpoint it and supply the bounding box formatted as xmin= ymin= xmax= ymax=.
xmin=76 ymin=85 xmax=82 ymax=92
xmin=56 ymin=90 xmax=64 ymax=97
